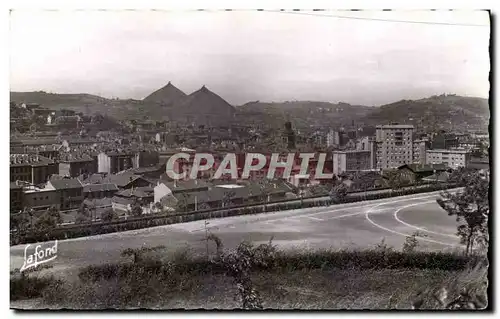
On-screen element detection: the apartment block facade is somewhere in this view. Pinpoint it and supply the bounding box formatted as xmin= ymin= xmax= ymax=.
xmin=426 ymin=149 xmax=471 ymax=169
xmin=332 ymin=150 xmax=371 ymax=175
xmin=375 ymin=124 xmax=414 ymax=169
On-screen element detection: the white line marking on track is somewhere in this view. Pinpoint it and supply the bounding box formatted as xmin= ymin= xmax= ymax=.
xmin=306 ymin=216 xmax=324 ymax=221
xmin=364 ymin=195 xmax=462 ymax=247
xmin=393 ymin=202 xmax=458 ymax=239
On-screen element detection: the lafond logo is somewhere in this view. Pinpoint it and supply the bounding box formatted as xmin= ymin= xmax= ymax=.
xmin=20 ymin=240 xmax=58 ymax=272
xmin=166 ymin=152 xmax=333 ymax=180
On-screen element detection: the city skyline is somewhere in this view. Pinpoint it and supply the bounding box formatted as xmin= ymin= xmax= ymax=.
xmin=10 ymin=10 xmax=490 ymax=106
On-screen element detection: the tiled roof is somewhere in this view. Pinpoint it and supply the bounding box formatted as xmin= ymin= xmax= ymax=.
xmin=83 ymin=183 xmax=118 ymax=192
xmin=59 ymin=152 xmax=94 ymax=163
xmin=102 ymin=173 xmax=147 ymax=187
xmin=398 ymin=163 xmax=448 ymax=173
xmin=422 ymin=172 xmax=450 ymax=182
xmin=118 ymin=163 xmax=165 ymax=175
xmin=160 ymin=179 xmax=210 ymax=192
xmin=48 ymin=178 xmax=83 ymax=190
xmin=10 ymin=139 xmax=58 ymax=146
xmin=10 ymin=154 xmax=54 ymax=166
xmin=116 ymin=187 xmax=154 ymax=198
xmin=111 ymin=196 xmax=134 ymax=206
xmin=82 ymin=173 xmax=107 ymax=185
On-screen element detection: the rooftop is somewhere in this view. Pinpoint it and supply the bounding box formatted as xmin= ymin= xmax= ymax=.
xmin=10 ymin=154 xmax=54 ymax=166
xmin=59 ymin=152 xmax=94 ymax=163
xmin=376 ymin=125 xmax=414 ymax=129
xmin=83 ymin=183 xmax=119 ymax=193
xmin=427 ymin=149 xmax=469 ymax=154
xmin=47 ymin=178 xmax=83 ymax=190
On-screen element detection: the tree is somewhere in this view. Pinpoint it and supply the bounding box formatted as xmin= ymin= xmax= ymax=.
xmin=130 ymin=199 xmax=143 ymax=217
xmin=387 ymin=171 xmax=405 ymax=190
xmin=34 ymin=206 xmax=62 ymax=233
xmin=11 ymin=211 xmax=29 ymax=235
xmin=215 ymin=239 xmax=276 ymax=309
xmin=402 ymin=231 xmax=427 ymax=253
xmin=21 ymin=207 xmax=35 ymax=230
xmin=222 ymin=191 xmax=236 ymax=208
xmin=101 ymin=208 xmax=118 ymax=222
xmin=153 ymin=202 xmax=164 ymax=214
xmin=75 ymin=203 xmax=91 ymax=224
xmin=437 ymin=171 xmax=489 ymax=255
xmin=329 ymin=182 xmax=348 ymax=204
xmin=177 ymin=194 xmax=189 ymax=212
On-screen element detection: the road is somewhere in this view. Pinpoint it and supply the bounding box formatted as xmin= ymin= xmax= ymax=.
xmin=10 ymin=190 xmax=462 ymax=274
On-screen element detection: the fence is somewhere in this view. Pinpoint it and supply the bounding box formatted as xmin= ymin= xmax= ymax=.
xmin=11 ymin=183 xmax=460 ymax=245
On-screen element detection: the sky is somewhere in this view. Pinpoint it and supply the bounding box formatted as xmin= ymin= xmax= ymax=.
xmin=9 ymin=10 xmax=490 ymax=106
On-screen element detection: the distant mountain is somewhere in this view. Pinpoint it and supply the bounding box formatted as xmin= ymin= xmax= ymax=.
xmin=10 ymin=91 xmax=110 ymax=111
xmin=237 ymin=101 xmax=374 ymax=129
xmin=143 ymin=81 xmax=187 ymax=105
xmin=10 ymin=90 xmax=489 ymax=131
xmin=171 ymin=86 xmax=236 ymax=126
xmin=359 ymin=94 xmax=489 ymax=132
xmin=9 ymin=91 xmax=169 ymax=121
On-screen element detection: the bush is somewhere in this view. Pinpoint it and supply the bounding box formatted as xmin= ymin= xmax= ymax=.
xmin=10 ymin=266 xmax=60 ymax=301
xmin=101 ymin=209 xmax=118 ymax=223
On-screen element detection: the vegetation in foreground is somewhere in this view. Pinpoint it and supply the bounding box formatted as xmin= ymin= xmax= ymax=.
xmin=10 ymin=170 xmax=489 ymax=310
xmin=10 ymin=236 xmax=488 ymax=310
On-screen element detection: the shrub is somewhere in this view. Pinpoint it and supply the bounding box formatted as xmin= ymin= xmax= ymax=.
xmin=101 ymin=209 xmax=118 ymax=222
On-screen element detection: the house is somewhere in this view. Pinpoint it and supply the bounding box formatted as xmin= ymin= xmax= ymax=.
xmin=23 ymin=185 xmax=60 ymax=211
xmin=53 ymin=115 xmax=81 ymax=128
xmin=59 ymin=153 xmax=97 ymax=177
xmin=61 ymin=138 xmax=97 ymax=150
xmin=98 ymin=150 xmax=138 ymax=174
xmin=348 ymin=171 xmax=389 ymax=191
xmin=467 ymin=156 xmax=490 ymax=171
xmin=105 ymin=173 xmax=152 ymax=189
xmin=115 ymin=187 xmax=155 ymax=205
xmin=332 ymin=150 xmax=371 ymax=175
xmin=111 ymin=196 xmax=134 ymax=214
xmin=119 ymin=163 xmax=165 ymax=179
xmin=422 ymin=171 xmax=450 ymax=183
xmin=10 ymin=154 xmax=58 ymax=185
xmin=426 ymin=149 xmax=471 ymax=169
xmin=83 ymin=183 xmax=119 ymax=199
xmin=396 ymin=163 xmax=449 ymax=184
xmin=10 ymin=181 xmax=24 ymax=214
xmin=21 ymin=103 xmax=41 ymax=112
xmin=46 ymin=178 xmax=84 ymax=210
xmin=136 ymin=150 xmax=160 ymax=168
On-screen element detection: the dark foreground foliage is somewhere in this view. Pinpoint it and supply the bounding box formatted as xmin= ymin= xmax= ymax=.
xmin=11 ymin=243 xmax=487 ymax=310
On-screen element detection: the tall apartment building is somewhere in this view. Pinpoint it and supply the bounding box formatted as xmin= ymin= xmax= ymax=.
xmin=326 ymin=130 xmax=340 ymax=147
xmin=375 ymin=124 xmax=414 ymax=169
xmin=412 ymin=138 xmax=430 ymax=165
xmin=356 ymin=136 xmax=377 ymax=169
xmin=332 ymin=150 xmax=371 ymax=175
xmin=426 ymin=149 xmax=470 ymax=169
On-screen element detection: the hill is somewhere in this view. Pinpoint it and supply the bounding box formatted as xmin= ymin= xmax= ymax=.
xmin=9 ymin=91 xmax=172 ymax=121
xmin=10 ymin=91 xmax=110 ymax=113
xmin=359 ymin=94 xmax=490 ymax=132
xmin=143 ymin=81 xmax=187 ymax=105
xmin=237 ymin=101 xmax=374 ymax=130
xmin=171 ymin=86 xmax=236 ymax=126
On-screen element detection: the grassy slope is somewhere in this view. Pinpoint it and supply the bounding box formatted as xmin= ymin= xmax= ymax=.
xmin=11 ymin=248 xmax=488 ymax=310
